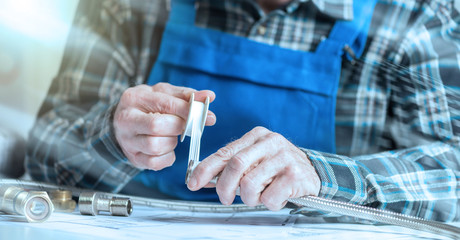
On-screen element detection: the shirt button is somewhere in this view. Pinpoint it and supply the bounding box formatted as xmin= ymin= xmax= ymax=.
xmin=257 ymin=26 xmax=266 ymax=35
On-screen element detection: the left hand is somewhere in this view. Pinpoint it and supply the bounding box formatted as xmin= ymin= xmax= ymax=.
xmin=187 ymin=126 xmax=321 ymax=211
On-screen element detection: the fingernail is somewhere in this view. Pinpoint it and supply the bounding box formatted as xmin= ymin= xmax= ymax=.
xmin=206 ymin=113 xmax=216 ymax=124
xmin=188 ymin=177 xmax=197 ymax=190
xmin=220 ymin=196 xmax=233 ymax=206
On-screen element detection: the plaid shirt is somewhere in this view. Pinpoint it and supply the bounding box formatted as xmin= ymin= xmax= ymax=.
xmin=26 ymin=0 xmax=460 ymax=222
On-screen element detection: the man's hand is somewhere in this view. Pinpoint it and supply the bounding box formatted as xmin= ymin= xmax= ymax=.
xmin=187 ymin=126 xmax=320 ymax=211
xmin=114 ymin=83 xmax=216 ymax=170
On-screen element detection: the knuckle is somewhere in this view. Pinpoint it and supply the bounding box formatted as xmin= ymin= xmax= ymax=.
xmin=166 ymin=98 xmax=177 ymax=114
xmin=114 ymin=109 xmax=131 ymax=126
xmin=191 ymin=164 xmax=204 ymax=178
xmin=263 ymin=132 xmax=285 ymax=150
xmin=152 ymin=82 xmax=169 ymax=91
xmin=285 ymin=165 xmax=303 ymax=181
xmin=194 ymin=160 xmax=210 ymax=176
xmin=147 ymin=113 xmax=162 ymax=134
xmin=240 ymin=174 xmax=257 ymax=192
xmin=215 ymin=146 xmax=234 ymax=159
xmin=159 ymin=97 xmax=176 ymax=115
xmin=143 ymin=137 xmax=162 ymax=156
xmin=266 ymin=132 xmax=283 ymax=143
xmin=245 ymin=130 xmax=258 ymax=141
xmin=121 ymin=88 xmax=137 ymax=104
xmin=251 ymin=126 xmax=269 ymax=136
xmin=227 ymin=153 xmax=247 ymax=173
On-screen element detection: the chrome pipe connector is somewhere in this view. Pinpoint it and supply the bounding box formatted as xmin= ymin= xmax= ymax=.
xmin=0 ymin=185 xmax=54 ymax=223
xmin=79 ymin=192 xmax=132 ymax=217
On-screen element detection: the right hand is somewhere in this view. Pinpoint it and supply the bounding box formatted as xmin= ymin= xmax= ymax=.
xmin=114 ymin=83 xmax=216 ymax=170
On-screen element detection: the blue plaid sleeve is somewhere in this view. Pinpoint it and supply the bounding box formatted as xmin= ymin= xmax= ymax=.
xmin=306 ymin=1 xmax=460 ymax=222
xmin=25 ymin=0 xmax=168 ymax=192
xmin=306 ymin=142 xmax=460 ymax=222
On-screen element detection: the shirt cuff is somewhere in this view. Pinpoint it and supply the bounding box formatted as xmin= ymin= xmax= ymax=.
xmin=300 ymin=148 xmax=367 ymax=204
xmin=87 ymin=102 xmax=141 ymax=192
xmin=106 ymin=102 xmax=131 ymax=163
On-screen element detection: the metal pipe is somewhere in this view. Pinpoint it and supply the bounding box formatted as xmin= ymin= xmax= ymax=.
xmin=288 ymin=196 xmax=460 ymax=240
xmin=1 ymin=178 xmax=459 ymax=240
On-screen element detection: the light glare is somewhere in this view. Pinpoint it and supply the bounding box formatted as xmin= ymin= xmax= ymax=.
xmin=0 ymin=0 xmax=71 ymax=43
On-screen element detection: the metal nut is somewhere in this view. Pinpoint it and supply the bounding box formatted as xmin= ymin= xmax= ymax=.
xmin=49 ymin=190 xmax=76 ymax=213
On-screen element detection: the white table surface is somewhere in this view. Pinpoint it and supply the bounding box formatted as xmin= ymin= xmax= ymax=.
xmin=1 ymin=204 xmax=458 ymax=240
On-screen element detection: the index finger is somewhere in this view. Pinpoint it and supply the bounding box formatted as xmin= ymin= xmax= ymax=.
xmin=136 ymin=91 xmax=190 ymax=120
xmin=187 ymin=127 xmax=268 ymax=191
xmin=134 ymin=90 xmax=215 ymax=124
xmin=151 ymin=82 xmax=216 ymax=103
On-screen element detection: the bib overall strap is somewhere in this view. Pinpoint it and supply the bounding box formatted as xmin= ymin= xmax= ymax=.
xmin=169 ymin=0 xmax=196 ymax=25
xmin=171 ymin=0 xmax=377 ymax=60
xmin=317 ymin=0 xmax=377 ymax=59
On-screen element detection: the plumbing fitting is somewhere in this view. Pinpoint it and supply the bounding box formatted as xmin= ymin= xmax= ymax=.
xmin=49 ymin=190 xmax=76 ymax=213
xmin=79 ymin=192 xmax=132 ymax=217
xmin=0 ymin=185 xmax=54 ymax=223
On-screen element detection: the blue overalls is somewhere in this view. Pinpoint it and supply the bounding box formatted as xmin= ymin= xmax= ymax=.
xmin=135 ymin=0 xmax=376 ymax=201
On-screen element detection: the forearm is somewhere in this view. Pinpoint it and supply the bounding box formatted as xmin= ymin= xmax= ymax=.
xmin=304 ymin=142 xmax=460 ymax=222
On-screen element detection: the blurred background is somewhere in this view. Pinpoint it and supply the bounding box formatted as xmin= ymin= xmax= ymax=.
xmin=0 ymin=0 xmax=79 ymax=177
xmin=0 ymin=0 xmax=78 ymax=137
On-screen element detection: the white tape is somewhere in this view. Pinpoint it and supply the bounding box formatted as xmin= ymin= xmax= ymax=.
xmin=182 ymin=93 xmax=209 ymax=184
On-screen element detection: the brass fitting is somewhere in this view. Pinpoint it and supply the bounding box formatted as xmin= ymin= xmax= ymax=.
xmin=49 ymin=190 xmax=76 ymax=213
xmin=79 ymin=192 xmax=132 ymax=217
xmin=0 ymin=185 xmax=54 ymax=223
